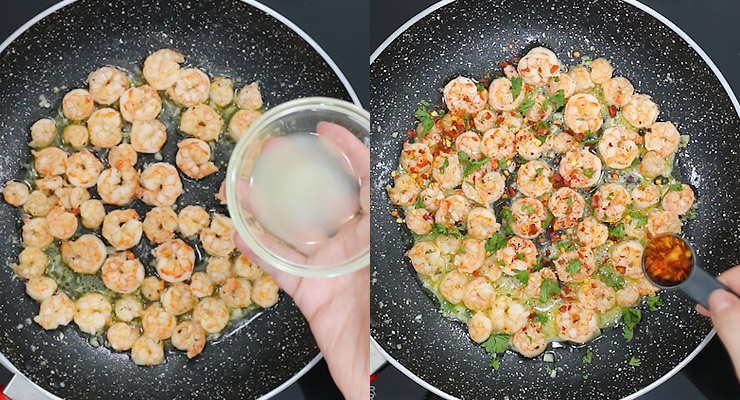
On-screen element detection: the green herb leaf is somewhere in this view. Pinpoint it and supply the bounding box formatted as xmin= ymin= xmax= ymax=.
xmin=609 ymin=224 xmax=626 ymax=240
xmin=597 ymin=266 xmax=625 ymax=290
xmin=498 ymin=157 xmax=508 ymax=169
xmin=483 ymin=333 xmax=511 ymax=354
xmin=580 ymin=136 xmax=600 ymax=145
xmin=685 ymin=207 xmax=697 ymax=219
xmin=566 ymin=259 xmax=583 ymax=275
xmin=522 ymin=204 xmax=535 ymax=214
xmin=583 ymin=168 xmax=595 ymax=178
xmin=540 ymin=278 xmax=561 ymax=302
xmin=622 ymin=308 xmax=642 ymax=342
xmin=420 ymin=100 xmax=431 ymax=106
xmin=628 ymin=357 xmax=641 ymax=367
xmin=414 ymin=196 xmax=425 ymax=209
xmin=537 ymin=120 xmax=551 ymax=130
xmin=536 ymin=167 xmax=544 ymax=175
xmin=463 ymin=157 xmax=492 ymax=177
xmin=542 ymin=212 xmax=555 ymax=228
xmin=646 ymin=294 xmax=663 ymax=311
xmin=518 ymin=97 xmax=536 ymax=113
xmin=533 ymin=312 xmax=548 ymax=324
xmin=414 ymin=102 xmax=434 ymax=138
xmin=515 ymin=269 xmax=530 ymax=285
xmin=630 ymin=213 xmax=648 ymax=229
xmin=557 ymin=239 xmax=576 ymax=251
xmin=457 ymin=245 xmax=467 ymax=254
xmin=582 ymin=348 xmax=593 ymax=364
xmin=476 ymin=83 xmax=486 ymax=93
xmin=457 ymin=151 xmax=470 ymax=162
xmin=439 ymin=157 xmax=449 ymax=174
xmin=510 ymin=77 xmax=523 ymax=99
xmin=486 ymin=233 xmax=508 ymax=253
xmin=490 ymin=355 xmax=500 ymax=370
xmin=669 ymin=183 xmax=683 ymax=191
xmin=541 ymin=90 xmax=565 ymax=111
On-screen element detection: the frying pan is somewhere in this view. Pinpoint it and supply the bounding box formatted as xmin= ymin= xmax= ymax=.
xmin=0 ymin=0 xmax=358 ymax=399
xmin=370 ymin=0 xmax=740 ymax=399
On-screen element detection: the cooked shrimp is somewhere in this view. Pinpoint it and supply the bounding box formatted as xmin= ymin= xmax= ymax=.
xmin=200 ymin=214 xmax=235 ymax=257
xmin=34 ymin=292 xmax=74 ymax=330
xmin=489 ymin=295 xmax=528 ymax=333
xmin=161 ymin=282 xmax=195 ymax=315
xmin=25 ymin=276 xmax=57 ymax=302
xmin=554 ymin=246 xmax=595 ymax=283
xmin=32 ymin=147 xmax=67 ymax=176
xmin=401 ymin=142 xmax=433 ymax=173
xmin=87 ymin=108 xmax=123 ymax=148
xmin=131 ymin=335 xmax=164 ymax=366
xmin=191 ymin=297 xmax=230 ymax=334
xmin=589 ymin=58 xmax=613 ymax=84
xmin=143 ymin=206 xmax=178 ymax=243
xmin=23 ymin=190 xmax=52 ymax=217
xmin=140 ymin=276 xmax=165 ymax=301
xmin=569 ymin=67 xmax=594 ymax=94
xmin=616 ymin=281 xmax=641 ymax=307
xmin=515 ymin=129 xmax=549 ymax=160
xmin=524 ymin=267 xmax=558 ymax=299
xmin=517 ymin=47 xmax=560 ymax=87
xmin=406 ymin=242 xmax=444 ymax=276
xmin=29 ymin=118 xmax=56 ymax=148
xmin=12 ymin=247 xmax=48 ymax=279
xmin=137 ymin=162 xmax=183 ymax=207
xmin=439 ymin=270 xmax=469 ymax=304
xmin=546 ymin=131 xmax=575 ymax=154
xmin=495 ymin=236 xmax=537 ymax=276
xmin=78 ymin=200 xmax=104 ymax=229
xmin=190 ymin=271 xmax=215 ymax=298
xmin=22 ymin=217 xmax=54 ymax=248
xmin=593 ymin=183 xmax=632 ymax=223
xmin=563 ymin=93 xmax=603 ymax=134
xmin=181 ymin=104 xmax=224 ymax=141
xmin=152 ymin=239 xmax=195 ymax=283
xmin=74 ymin=293 xmax=112 ymax=335
xmin=473 ymin=109 xmax=497 ymax=132
xmin=228 ymin=109 xmax=260 ymax=141
xmin=578 ymin=279 xmax=616 ymax=312
xmin=176 ymin=138 xmax=218 ymax=179
xmin=454 ymin=238 xmax=486 ymax=273
xmin=480 ymin=127 xmax=516 ymax=161
xmin=416 ymin=121 xmax=442 ymax=148
xmin=54 ymin=186 xmax=90 ymax=212
xmin=576 ymin=216 xmax=608 ymax=248
xmin=419 ymin=183 xmax=444 ymax=212
xmin=177 ymin=205 xmax=209 ymax=237
xmin=559 ymin=149 xmax=602 ymax=189
xmin=636 ymin=277 xmax=659 ymax=296
xmin=624 ymin=215 xmax=648 ymax=239
xmin=60 ymin=234 xmax=106 ymax=274
xmin=220 ymin=277 xmax=252 ymax=308
xmin=97 ymin=164 xmax=139 ymax=205
xmin=645 ymin=121 xmax=679 ymax=157
xmin=468 ymin=312 xmax=493 ymax=344
xmin=547 ymin=73 xmax=576 ymax=98
xmin=431 ymin=152 xmax=463 ymax=190
xmin=234 ymin=254 xmax=262 ymax=280
xmin=556 ymin=303 xmax=599 ymax=343
xmin=631 ymin=185 xmax=660 ymax=209
xmin=171 ymin=321 xmax=206 ymax=358
xmin=107 ymin=144 xmax=138 ymax=169
xmin=512 ymin=322 xmax=547 ymax=357
xmin=598 ymin=126 xmax=641 ymax=169
xmin=62 ymin=125 xmax=89 ymax=148
xmin=487 ymin=77 xmax=525 ymax=111
xmin=102 ymin=252 xmax=145 ymax=294
xmin=106 ymin=322 xmax=139 ymax=351
xmin=661 ymin=184 xmax=694 ymax=215
xmin=236 ymin=82 xmax=263 ymax=110
xmin=548 ymin=187 xmax=585 ymax=229
xmin=638 ymin=150 xmax=667 ymax=178
xmin=45 ymin=207 xmax=78 ymax=239
xmin=102 ymin=209 xmax=142 ymax=250
xmin=462 ymin=277 xmax=496 ymax=311
xmin=114 ymin=295 xmax=144 ymax=322
xmin=647 ymin=210 xmax=682 ymax=237
xmin=209 ymin=76 xmax=234 ymax=107
xmin=389 ymin=174 xmax=420 ymax=206
xmin=443 ymin=76 xmax=487 ymax=115
xmin=62 ymin=89 xmax=94 ymax=121
xmin=524 ymin=94 xmax=555 ymax=122
xmin=166 ymin=67 xmax=210 ymax=107
xmin=622 ymin=94 xmax=659 ymax=128
xmin=435 ymin=234 xmax=461 ymax=255
xmin=143 ymin=48 xmax=184 ymax=90
xmin=119 ymin=85 xmax=162 ymax=122
xmin=3 ymin=181 xmax=29 ymax=206
xmin=434 ymin=194 xmax=470 ymax=228
xmin=142 ymin=303 xmax=176 ymax=340
xmin=88 ymin=66 xmax=130 ymax=105
xmin=510 ymin=197 xmax=547 ymax=239
xmin=405 ymin=208 xmax=434 ymax=235
xmin=602 ymin=77 xmax=634 ymax=107
xmin=461 ymin=167 xmax=505 ymax=205
xmin=466 ymin=207 xmax=501 ymax=240
xmin=34 ymin=176 xmax=64 ymax=192
xmin=611 ymin=240 xmax=644 ymax=279
xmin=130 ymin=119 xmax=167 ymax=153
xmin=66 ymin=151 xmax=104 ymax=188
xmin=516 ymin=160 xmax=553 ymax=197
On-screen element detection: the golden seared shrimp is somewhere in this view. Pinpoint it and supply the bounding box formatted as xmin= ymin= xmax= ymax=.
xmin=487 ymin=77 xmax=525 ymax=111
xmin=88 ymin=66 xmax=129 ymax=105
xmin=140 ymin=276 xmax=165 ymax=301
xmin=524 ymin=94 xmax=555 ymax=122
xmin=220 ymin=277 xmax=252 ymax=308
xmin=546 ymin=131 xmax=575 ymax=154
xmin=12 ymin=247 xmax=48 ymax=279
xmin=107 ymin=322 xmax=139 ymax=351
xmin=401 ymin=142 xmax=434 ymax=173
xmin=631 ymin=185 xmax=660 ymax=209
xmin=172 ymin=321 xmax=206 ymax=358
xmin=177 ymin=205 xmax=209 ymax=237
xmin=443 ymin=76 xmax=487 ymax=115
xmin=454 ymin=238 xmax=486 ymax=273
xmin=228 ymin=109 xmax=261 ymax=141
xmin=130 ymin=119 xmax=167 ymax=153
xmin=598 ymin=126 xmax=641 ymax=169
xmin=23 ymin=191 xmax=52 ymax=217
xmin=495 ymin=236 xmax=537 ymax=276
xmin=97 ymin=164 xmax=139 ymax=205
xmin=624 ymin=215 xmax=647 ymax=239
xmin=143 ymin=48 xmax=184 ymax=90
xmin=511 ymin=323 xmax=547 ymax=359
xmin=431 ymin=152 xmax=463 ymax=190
xmin=473 ymin=109 xmax=497 ymax=132
xmin=416 ymin=122 xmax=442 ymax=148
xmin=439 ymin=270 xmax=469 ymax=304
xmin=108 ymin=144 xmax=138 ymax=169
xmin=166 ymin=68 xmax=210 ymax=107
xmin=137 ymin=162 xmax=183 ymax=207
xmin=547 ymin=74 xmax=576 ymax=98
xmin=578 ymin=280 xmax=616 ymax=312
xmin=559 ymin=149 xmax=602 ymax=189
xmin=499 ymin=112 xmax=524 ymax=132
xmin=622 ymin=94 xmax=659 ymax=128
xmin=26 ymin=276 xmax=57 ymax=302
xmin=32 ymin=147 xmax=67 ymax=176
xmin=576 ymin=216 xmax=608 ymax=248
xmin=406 ymin=242 xmax=444 ymax=276
xmin=62 ymin=125 xmax=88 ymax=148
xmin=74 ymin=293 xmax=112 ymax=335
xmin=45 ymin=207 xmax=78 ymax=239
xmin=515 ymin=129 xmax=549 ymax=160
xmin=467 ymin=312 xmax=493 ymax=344
xmin=461 ymin=167 xmax=505 ymax=205
xmin=142 ymin=303 xmax=176 ymax=340
xmin=114 ymin=295 xmax=144 ymax=322
xmin=62 ymin=89 xmax=94 ymax=121
xmin=662 ymin=184 xmax=694 ymax=215
xmin=102 ymin=209 xmax=143 ymax=250
xmin=548 ymin=187 xmax=585 ymax=229
xmin=615 ymin=281 xmax=641 ymax=307
xmin=466 ymin=207 xmax=501 ymax=240
xmin=556 ymin=303 xmax=599 ymax=343
xmin=3 ymin=181 xmax=29 ymax=206
xmin=593 ymin=183 xmax=632 ymax=223
xmin=564 ymin=93 xmax=603 ymax=134
xmin=434 ymin=194 xmax=470 ymax=228
xmin=29 ymin=118 xmax=56 ymax=148
xmin=645 ymin=121 xmax=680 ymax=157
xmin=638 ymin=150 xmax=667 ymax=178
xmin=200 ymin=214 xmax=235 ymax=257
xmin=161 ymin=282 xmax=195 ymax=315
xmin=489 ymin=295 xmax=528 ymax=333
xmin=34 ymin=292 xmax=74 ymax=330
xmin=420 ymin=183 xmax=444 ymax=212
xmin=66 ymin=151 xmax=104 ymax=188
xmin=102 ymin=252 xmax=145 ymax=294
xmin=602 ymin=77 xmax=634 ymax=107
xmin=153 ymin=239 xmax=195 ymax=283
xmin=589 ymin=58 xmax=613 ymax=84
xmin=206 ymin=257 xmax=233 ymax=284
xmin=479 ymin=257 xmax=503 ymax=282
xmin=182 ymin=104 xmax=224 ymax=141
xmin=510 ymin=197 xmax=547 ymax=239
xmin=524 ymin=267 xmax=557 ymax=298
xmin=61 ymin=234 xmax=107 ymax=274
xmin=236 ymin=82 xmax=263 ymax=110
xmin=79 ymin=199 xmax=105 ymax=229
xmin=209 ymin=76 xmax=234 ymax=107
xmin=54 ymin=186 xmax=90 ymax=211
xmin=176 ymin=138 xmax=218 ymax=179
xmin=88 ymin=108 xmax=123 ymax=148
xmin=611 ymin=240 xmax=644 ymax=279
xmin=131 ymin=335 xmax=164 ymax=366
xmin=481 ymin=127 xmax=517 ymax=161
xmin=569 ymin=67 xmax=594 ymax=93
xmin=143 ymin=206 xmax=178 ymax=243
xmin=516 ymin=160 xmax=552 ymax=197
xmin=190 ymin=271 xmax=215 ymax=298
xmin=234 ymin=254 xmax=263 ymax=280
xmin=517 ymin=47 xmax=560 ymax=87
xmin=555 ymin=246 xmax=596 ymax=283
xmin=34 ymin=176 xmax=64 ymax=192
xmin=192 ymin=297 xmax=230 ymax=334
xmin=647 ymin=210 xmax=682 ymax=238
xmin=435 ymin=234 xmax=461 ymax=255
xmin=120 ymin=85 xmax=162 ymax=122
xmin=405 ymin=208 xmax=434 ymax=235
xmin=22 ymin=217 xmax=54 ymax=248
xmin=462 ymin=277 xmax=495 ymax=311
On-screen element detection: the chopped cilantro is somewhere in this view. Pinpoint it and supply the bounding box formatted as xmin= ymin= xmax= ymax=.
xmin=583 ymin=168 xmax=595 ymax=178
xmin=420 ymin=100 xmax=431 ymax=106
xmin=533 ymin=312 xmax=548 ymax=324
xmin=669 ymin=183 xmax=683 ymax=191
xmin=609 ymin=224 xmax=626 ymax=240
xmin=536 ymin=167 xmax=544 ymax=175
xmin=439 ymin=157 xmax=449 ymax=174
xmin=476 ymin=83 xmax=486 ymax=92
xmin=515 ymin=252 xmax=525 ymax=260
xmin=498 ymin=157 xmax=508 ymax=169
xmin=522 ymin=204 xmax=535 ymax=214
xmin=515 ymin=269 xmax=530 ymax=285
xmin=685 ymin=207 xmax=697 ymax=219
xmin=567 ymin=196 xmax=573 ymax=206
xmin=580 ymin=136 xmax=600 ymax=145
xmin=582 ymin=348 xmax=593 ymax=364
xmin=483 ymin=333 xmax=511 ymax=354
xmin=518 ymin=97 xmax=536 ymax=113
xmin=414 ymin=102 xmax=434 ymax=138
xmin=457 ymin=151 xmax=470 ymax=162
xmin=457 ymin=245 xmax=466 ymax=254
xmin=557 ymin=239 xmax=576 ymax=251
xmin=490 ymin=355 xmax=500 ymax=370
xmin=542 ymin=212 xmax=554 ymax=228
xmin=597 ymin=266 xmax=625 ymax=290
xmin=486 ymin=233 xmax=508 ymax=253
xmin=646 ymin=294 xmax=663 ymax=311
xmin=463 ymin=157 xmax=492 ymax=177
xmin=540 ymin=278 xmax=561 ymax=302
xmin=510 ymin=77 xmax=523 ymax=99
xmin=630 ymin=213 xmax=648 ymax=228
xmin=541 ymin=90 xmax=565 ymax=111
xmin=537 ymin=120 xmax=551 ymax=130
xmin=628 ymin=357 xmax=641 ymax=367
xmin=414 ymin=196 xmax=425 ymax=209
xmin=622 ymin=308 xmax=642 ymax=342
xmin=566 ymin=259 xmax=582 ymax=275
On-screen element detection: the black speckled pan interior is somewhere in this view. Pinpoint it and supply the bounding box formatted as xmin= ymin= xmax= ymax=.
xmin=0 ymin=0 xmax=353 ymax=399
xmin=370 ymin=0 xmax=740 ymax=399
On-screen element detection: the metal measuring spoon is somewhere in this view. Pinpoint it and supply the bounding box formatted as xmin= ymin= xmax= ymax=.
xmin=641 ymin=234 xmax=736 ymax=309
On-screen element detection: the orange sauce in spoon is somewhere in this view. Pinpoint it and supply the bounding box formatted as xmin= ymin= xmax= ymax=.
xmin=643 ymin=235 xmax=693 ymax=287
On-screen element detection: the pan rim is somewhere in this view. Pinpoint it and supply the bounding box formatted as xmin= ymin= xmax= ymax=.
xmin=0 ymin=0 xmax=360 ymax=399
xmin=369 ymin=0 xmax=739 ymax=399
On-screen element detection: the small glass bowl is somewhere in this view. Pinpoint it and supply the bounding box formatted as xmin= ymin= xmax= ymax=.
xmin=226 ymin=97 xmax=370 ymax=278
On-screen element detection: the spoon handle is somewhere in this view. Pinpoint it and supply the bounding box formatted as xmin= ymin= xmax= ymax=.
xmin=681 ymin=267 xmax=735 ymax=309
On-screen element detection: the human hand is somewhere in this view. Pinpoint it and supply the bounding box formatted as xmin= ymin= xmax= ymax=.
xmin=232 ymin=121 xmax=369 ymax=400
xmin=697 ymin=266 xmax=740 ymax=381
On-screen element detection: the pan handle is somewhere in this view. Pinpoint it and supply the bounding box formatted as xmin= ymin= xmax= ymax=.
xmin=2 ymin=374 xmax=49 ymax=400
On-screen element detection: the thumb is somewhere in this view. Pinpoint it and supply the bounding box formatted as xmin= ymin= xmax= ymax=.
xmin=709 ymin=289 xmax=740 ymax=380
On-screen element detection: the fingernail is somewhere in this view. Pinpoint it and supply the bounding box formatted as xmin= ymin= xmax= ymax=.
xmin=709 ymin=289 xmax=735 ymax=312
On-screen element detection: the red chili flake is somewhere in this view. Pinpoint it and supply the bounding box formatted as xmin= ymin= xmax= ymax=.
xmin=608 ymin=105 xmax=617 ymax=118
xmin=496 ymin=116 xmax=505 ymax=124
xmin=551 ymin=173 xmax=565 ymax=189
xmin=512 ymin=56 xmax=521 ymax=63
xmin=550 ymin=65 xmax=559 ymax=74
xmin=507 ymin=187 xmax=516 ymax=197
xmin=422 ymin=213 xmax=434 ymax=221
xmin=407 ymin=130 xmax=417 ymax=138
xmin=472 ymin=270 xmax=480 ymax=277
xmin=562 ymin=285 xmax=573 ymax=294
xmin=559 ymin=305 xmax=568 ymax=313
xmin=525 ymin=84 xmax=533 ymax=92
xmin=484 ymin=112 xmax=492 ymax=120
xmin=574 ymin=131 xmax=585 ymax=142
xmin=529 ymin=311 xmax=537 ymax=319
xmin=590 ymin=195 xmax=600 ymax=209
xmin=500 ymin=61 xmax=509 ymax=68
